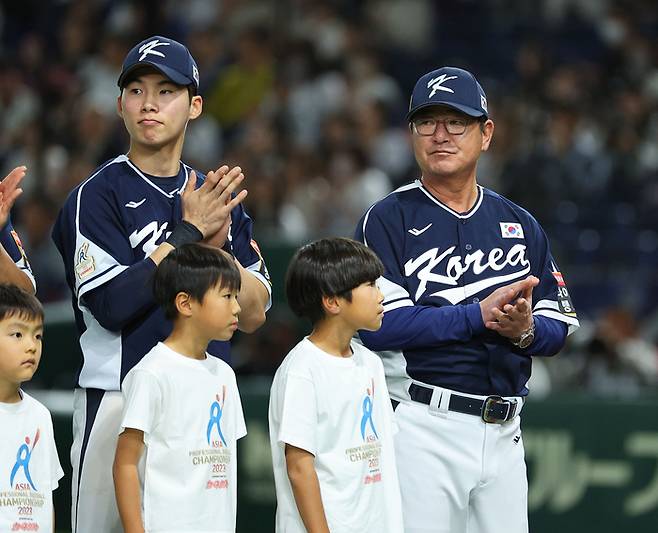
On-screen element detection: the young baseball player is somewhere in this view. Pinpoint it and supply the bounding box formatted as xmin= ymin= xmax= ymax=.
xmin=0 ymin=284 xmax=63 ymax=532
xmin=52 ymin=35 xmax=270 ymax=532
xmin=113 ymin=244 xmax=246 ymax=533
xmin=355 ymin=66 xmax=579 ymax=533
xmin=269 ymin=237 xmax=404 ymax=533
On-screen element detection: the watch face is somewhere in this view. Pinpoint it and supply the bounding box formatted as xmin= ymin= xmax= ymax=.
xmin=518 ymin=332 xmax=534 ymax=349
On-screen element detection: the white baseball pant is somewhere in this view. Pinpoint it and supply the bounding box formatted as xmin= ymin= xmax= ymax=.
xmin=394 ymin=387 xmax=528 ymax=533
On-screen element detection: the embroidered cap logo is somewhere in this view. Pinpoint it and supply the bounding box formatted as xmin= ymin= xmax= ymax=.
xmin=138 ymin=39 xmax=171 ymax=61
xmin=427 ymin=74 xmax=458 ymax=98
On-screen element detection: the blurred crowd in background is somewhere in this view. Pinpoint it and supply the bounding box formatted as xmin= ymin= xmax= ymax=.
xmin=1 ymin=0 xmax=657 ymax=397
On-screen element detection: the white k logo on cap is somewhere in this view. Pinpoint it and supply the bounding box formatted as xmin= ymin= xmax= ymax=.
xmin=138 ymin=39 xmax=171 ymax=61
xmin=427 ymin=74 xmax=458 ymax=98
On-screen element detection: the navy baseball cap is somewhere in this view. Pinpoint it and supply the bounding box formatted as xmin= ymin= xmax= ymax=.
xmin=118 ymin=36 xmax=200 ymax=94
xmin=406 ymin=66 xmax=488 ymax=121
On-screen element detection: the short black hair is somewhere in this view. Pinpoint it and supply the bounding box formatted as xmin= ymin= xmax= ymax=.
xmin=285 ymin=237 xmax=384 ymax=325
xmin=154 ymin=244 xmax=241 ymax=320
xmin=0 ymin=284 xmax=44 ymax=323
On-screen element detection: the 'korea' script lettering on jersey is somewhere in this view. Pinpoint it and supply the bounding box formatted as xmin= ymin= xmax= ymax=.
xmin=404 ymin=244 xmax=530 ymax=304
xmin=129 ymin=221 xmax=170 ymax=256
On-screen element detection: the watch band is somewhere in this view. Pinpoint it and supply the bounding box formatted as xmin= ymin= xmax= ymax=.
xmin=511 ymin=320 xmax=535 ymax=348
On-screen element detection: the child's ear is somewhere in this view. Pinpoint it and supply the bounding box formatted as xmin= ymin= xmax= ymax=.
xmin=321 ymin=294 xmax=342 ymax=316
xmin=174 ymin=291 xmax=194 ymax=317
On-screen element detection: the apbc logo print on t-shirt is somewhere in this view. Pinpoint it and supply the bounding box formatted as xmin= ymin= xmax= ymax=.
xmin=360 ymin=378 xmax=379 ymax=443
xmin=10 ymin=429 xmax=40 ymax=490
xmin=189 ymin=387 xmax=231 ymax=491
xmin=206 ymin=386 xmax=227 ymax=448
xmin=349 ymin=378 xmax=383 ymax=485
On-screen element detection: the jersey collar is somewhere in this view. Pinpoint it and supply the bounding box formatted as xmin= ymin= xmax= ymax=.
xmin=417 ymin=179 xmax=484 ymax=219
xmin=118 ymin=154 xmax=191 ymax=198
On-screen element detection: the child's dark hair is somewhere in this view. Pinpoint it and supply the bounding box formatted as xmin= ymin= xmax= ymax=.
xmin=154 ymin=244 xmax=241 ymax=320
xmin=285 ymin=237 xmax=384 ymax=325
xmin=0 ymin=284 xmax=44 ymax=323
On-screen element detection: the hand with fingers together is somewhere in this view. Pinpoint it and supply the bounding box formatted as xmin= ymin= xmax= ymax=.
xmin=181 ymin=165 xmax=248 ymax=246
xmin=479 ymin=275 xmax=539 ymax=339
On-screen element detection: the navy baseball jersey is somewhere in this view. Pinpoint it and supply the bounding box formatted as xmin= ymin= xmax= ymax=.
xmin=356 ymin=180 xmax=579 ymax=399
xmin=52 ymin=155 xmax=271 ymax=391
xmin=0 ymin=220 xmax=35 ymax=289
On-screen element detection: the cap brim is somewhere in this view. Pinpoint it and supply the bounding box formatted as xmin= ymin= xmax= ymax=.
xmin=406 ymin=101 xmax=486 ymax=122
xmin=118 ymin=62 xmax=195 ymax=92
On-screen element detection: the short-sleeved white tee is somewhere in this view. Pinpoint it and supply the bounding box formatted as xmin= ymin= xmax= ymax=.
xmin=120 ymin=342 xmax=247 ymax=533
xmin=269 ymin=338 xmax=404 ymax=533
xmin=0 ymin=391 xmax=64 ymax=532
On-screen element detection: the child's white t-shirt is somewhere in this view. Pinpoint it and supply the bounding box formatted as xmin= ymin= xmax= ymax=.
xmin=120 ymin=342 xmax=247 ymax=533
xmin=0 ymin=391 xmax=64 ymax=532
xmin=269 ymin=338 xmax=404 ymax=533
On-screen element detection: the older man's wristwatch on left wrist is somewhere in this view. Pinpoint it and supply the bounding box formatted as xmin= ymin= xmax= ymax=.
xmin=511 ymin=320 xmax=535 ymax=349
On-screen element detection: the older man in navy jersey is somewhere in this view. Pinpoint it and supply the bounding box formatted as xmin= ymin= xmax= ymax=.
xmin=355 ymin=67 xmax=579 ymax=533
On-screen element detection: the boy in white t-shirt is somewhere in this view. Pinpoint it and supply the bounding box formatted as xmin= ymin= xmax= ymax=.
xmin=113 ymin=244 xmax=247 ymax=533
xmin=0 ymin=284 xmax=64 ymax=533
xmin=269 ymin=237 xmax=404 ymax=533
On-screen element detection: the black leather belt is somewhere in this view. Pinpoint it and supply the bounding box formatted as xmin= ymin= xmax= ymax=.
xmin=408 ymin=383 xmax=518 ymax=424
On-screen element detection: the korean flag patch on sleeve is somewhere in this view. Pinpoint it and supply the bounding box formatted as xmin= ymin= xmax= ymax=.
xmin=500 ymin=222 xmax=524 ymax=239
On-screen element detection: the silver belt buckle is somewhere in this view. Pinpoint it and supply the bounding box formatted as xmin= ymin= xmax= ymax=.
xmin=481 ymin=395 xmax=512 ymax=424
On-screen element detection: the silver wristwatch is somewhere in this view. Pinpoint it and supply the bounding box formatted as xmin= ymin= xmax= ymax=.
xmin=511 ymin=320 xmax=535 ymax=349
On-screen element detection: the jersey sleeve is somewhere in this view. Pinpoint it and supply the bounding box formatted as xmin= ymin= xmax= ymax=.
xmin=52 ymin=167 xmax=132 ymax=305
xmin=357 ymin=202 xmax=409 ymax=310
xmin=526 ymin=217 xmax=579 ymax=335
xmin=229 ymin=203 xmax=272 ymax=309
xmin=273 ymin=371 xmax=318 ymax=456
xmin=356 ymin=202 xmax=486 ymax=351
xmin=373 ymin=353 xmax=398 ymax=435
xmin=120 ymin=369 xmax=163 ymax=442
xmin=0 ymin=220 xmax=35 ymax=289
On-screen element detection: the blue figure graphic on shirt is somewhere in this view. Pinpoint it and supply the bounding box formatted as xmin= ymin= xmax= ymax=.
xmin=360 ymin=378 xmax=379 ymax=441
xmin=10 ymin=429 xmax=40 ymax=490
xmin=207 ymin=386 xmax=227 ymax=447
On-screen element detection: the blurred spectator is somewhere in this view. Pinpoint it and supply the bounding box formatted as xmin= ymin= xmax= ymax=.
xmin=16 ymin=192 xmax=68 ymax=302
xmin=204 ymin=26 xmax=275 ymax=132
xmin=0 ymin=62 xmax=40 ymax=164
xmin=77 ymin=33 xmax=126 ymax=117
xmin=353 ymin=99 xmax=413 ymax=184
xmin=576 ymin=307 xmax=658 ymax=397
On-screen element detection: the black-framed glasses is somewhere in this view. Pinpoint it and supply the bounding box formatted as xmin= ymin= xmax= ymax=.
xmin=411 ymin=117 xmax=472 ymax=136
